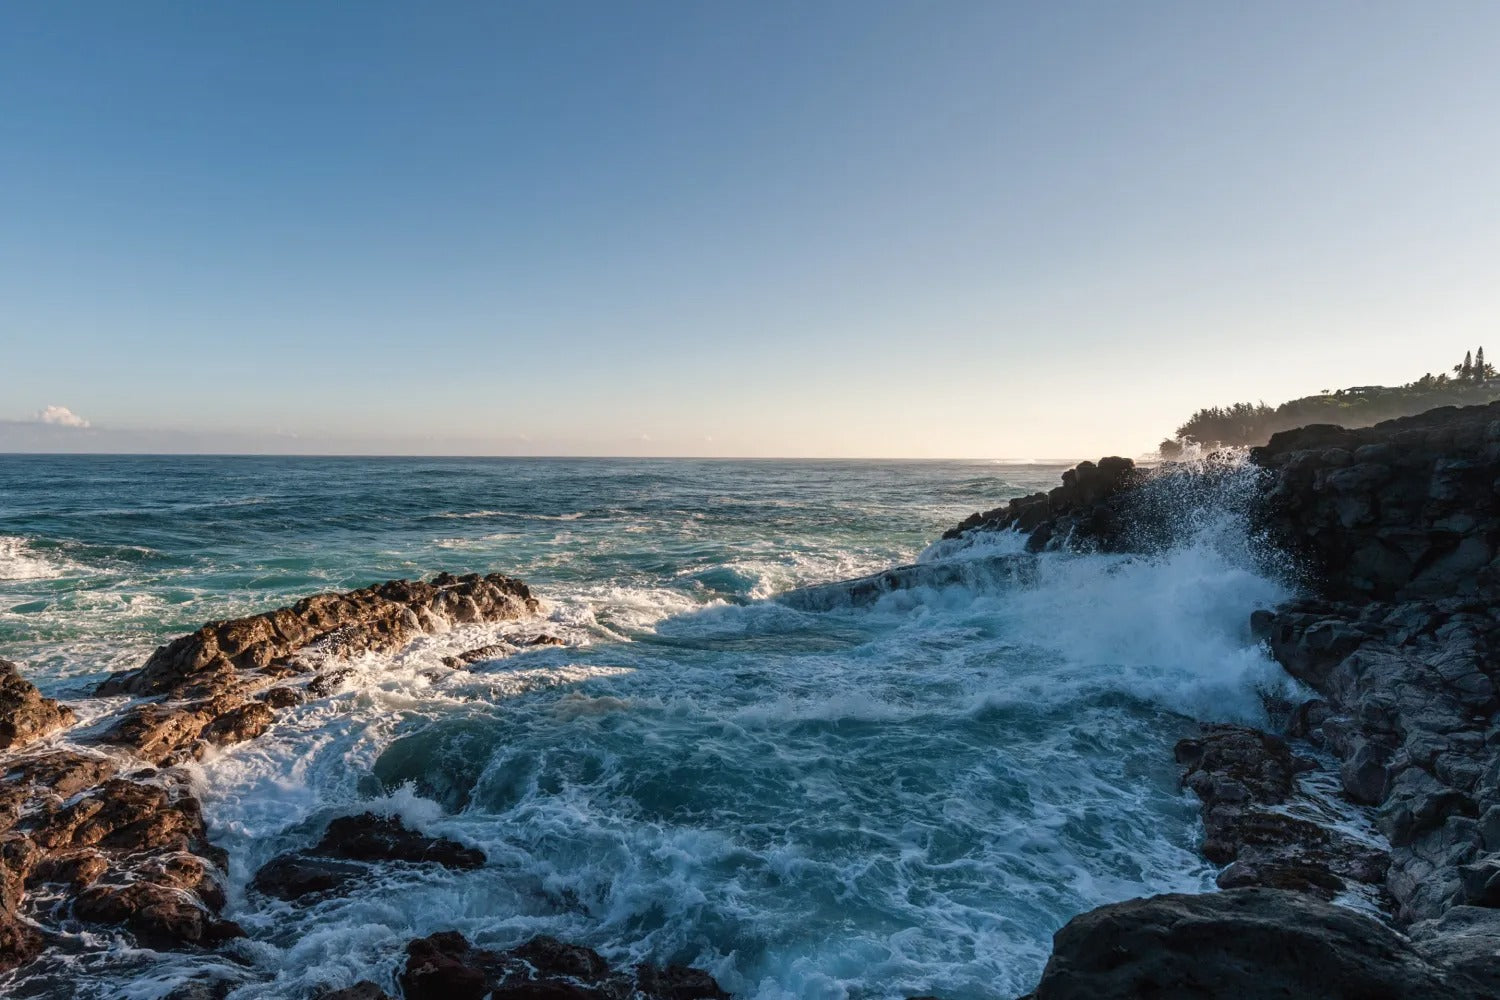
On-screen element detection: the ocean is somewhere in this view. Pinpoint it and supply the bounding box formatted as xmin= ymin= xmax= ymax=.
xmin=0 ymin=455 xmax=1290 ymax=999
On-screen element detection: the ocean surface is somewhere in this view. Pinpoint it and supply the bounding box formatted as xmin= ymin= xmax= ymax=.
xmin=0 ymin=456 xmax=1292 ymax=999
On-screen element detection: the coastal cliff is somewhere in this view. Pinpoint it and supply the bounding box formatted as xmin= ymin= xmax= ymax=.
xmin=944 ymin=400 xmax=1500 ymax=998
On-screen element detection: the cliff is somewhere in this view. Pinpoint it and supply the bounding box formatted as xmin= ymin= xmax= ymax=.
xmin=945 ymin=400 xmax=1500 ymax=998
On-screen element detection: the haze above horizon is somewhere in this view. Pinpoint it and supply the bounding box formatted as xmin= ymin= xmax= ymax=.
xmin=5 ymin=1 xmax=1499 ymax=458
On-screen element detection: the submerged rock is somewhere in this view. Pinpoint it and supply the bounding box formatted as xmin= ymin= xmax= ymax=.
xmin=1027 ymin=888 xmax=1488 ymax=999
xmin=316 ymin=813 xmax=485 ymax=868
xmin=252 ymin=812 xmax=486 ymax=903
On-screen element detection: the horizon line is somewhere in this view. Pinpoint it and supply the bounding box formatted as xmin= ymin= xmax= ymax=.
xmin=0 ymin=450 xmax=1096 ymax=464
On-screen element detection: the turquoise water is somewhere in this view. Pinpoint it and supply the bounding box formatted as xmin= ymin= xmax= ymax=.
xmin=0 ymin=456 xmax=1288 ymax=999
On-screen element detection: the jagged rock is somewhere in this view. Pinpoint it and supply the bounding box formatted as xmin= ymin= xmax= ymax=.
xmin=97 ymin=573 xmax=537 ymax=699
xmin=1027 ymin=888 xmax=1489 ymax=999
xmin=251 ymin=813 xmax=485 ymax=903
xmin=250 ymin=854 xmax=368 ymax=902
xmin=1251 ymin=401 xmax=1500 ymax=601
xmin=0 ymin=572 xmax=541 ymax=978
xmin=398 ymin=931 xmax=730 ymax=1000
xmin=1173 ymin=724 xmax=1384 ymax=898
xmin=0 ymin=659 xmax=73 ymax=749
xmin=319 ymin=983 xmax=394 ymax=1000
xmin=73 ymin=881 xmax=243 ymax=948
xmin=943 ymin=457 xmax=1140 ymax=549
xmin=634 ymin=963 xmax=731 ymax=1000
xmin=1409 ymin=905 xmax=1500 ymax=994
xmin=441 ymin=643 xmax=513 ymax=669
xmin=315 ymin=813 xmax=485 ymax=869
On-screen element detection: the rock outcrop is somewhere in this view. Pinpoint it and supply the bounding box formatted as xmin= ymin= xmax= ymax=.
xmin=252 ymin=812 xmax=486 ymax=902
xmin=1173 ymin=724 xmax=1387 ymax=897
xmin=946 ymin=401 xmax=1500 ymax=997
xmin=0 ymin=572 xmax=538 ymax=975
xmin=942 ymin=456 xmax=1141 ymax=550
xmin=1250 ymin=399 xmax=1500 ymax=600
xmin=0 ymin=659 xmax=73 ymax=750
xmin=398 ymin=930 xmax=730 ymax=1000
xmin=1025 ymin=888 xmax=1488 ymax=1000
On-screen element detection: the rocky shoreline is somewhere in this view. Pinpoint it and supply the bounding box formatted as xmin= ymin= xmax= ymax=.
xmin=8 ymin=402 xmax=1500 ymax=997
xmin=941 ymin=401 xmax=1500 ymax=998
xmin=0 ymin=571 xmax=735 ymax=998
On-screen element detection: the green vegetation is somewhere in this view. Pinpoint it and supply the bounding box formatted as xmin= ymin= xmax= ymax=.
xmin=1163 ymin=348 xmax=1500 ymax=453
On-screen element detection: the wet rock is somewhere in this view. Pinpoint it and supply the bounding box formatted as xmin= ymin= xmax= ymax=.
xmin=633 ymin=963 xmax=731 ymax=1000
xmin=1172 ymin=724 xmax=1382 ymax=898
xmin=251 ymin=854 xmax=368 ymax=902
xmin=0 ymin=659 xmax=74 ymax=749
xmin=97 ymin=573 xmax=537 ymax=699
xmin=315 ymin=813 xmax=485 ymax=869
xmin=398 ymin=931 xmax=731 ymax=1000
xmin=319 ymin=983 xmax=394 ymax=1000
xmin=73 ymin=881 xmax=243 ymax=948
xmin=441 ymin=643 xmax=513 ymax=669
xmin=1028 ymin=888 xmax=1488 ymax=999
xmin=942 ymin=457 xmax=1141 ymax=549
xmin=0 ymin=573 xmax=541 ymax=974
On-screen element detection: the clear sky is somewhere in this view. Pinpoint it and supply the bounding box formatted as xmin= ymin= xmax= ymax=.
xmin=4 ymin=1 xmax=1499 ymax=457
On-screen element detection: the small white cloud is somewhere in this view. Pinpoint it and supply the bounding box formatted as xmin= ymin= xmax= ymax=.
xmin=35 ymin=405 xmax=89 ymax=428
xmin=638 ymin=433 xmax=652 ymax=442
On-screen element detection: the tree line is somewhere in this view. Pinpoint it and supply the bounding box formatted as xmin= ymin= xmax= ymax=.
xmin=1161 ymin=348 xmax=1500 ymax=454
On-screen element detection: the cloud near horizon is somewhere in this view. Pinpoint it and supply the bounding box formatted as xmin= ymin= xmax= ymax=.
xmin=35 ymin=405 xmax=90 ymax=428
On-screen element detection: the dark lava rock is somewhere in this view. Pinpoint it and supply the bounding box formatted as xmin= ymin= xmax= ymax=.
xmin=252 ymin=813 xmax=486 ymax=902
xmin=0 ymin=659 xmax=73 ymax=749
xmin=399 ymin=931 xmax=730 ymax=1000
xmin=73 ymin=881 xmax=243 ymax=948
xmin=97 ymin=573 xmax=537 ymax=699
xmin=0 ymin=574 xmax=539 ymax=971
xmin=316 ymin=813 xmax=485 ymax=869
xmin=1173 ymin=724 xmax=1385 ymax=898
xmin=943 ymin=456 xmax=1140 ymax=549
xmin=250 ymin=854 xmax=368 ymax=901
xmin=1027 ymin=888 xmax=1488 ymax=999
xmin=319 ymin=983 xmax=394 ymax=1000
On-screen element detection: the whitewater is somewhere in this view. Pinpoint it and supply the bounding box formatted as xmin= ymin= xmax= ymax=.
xmin=0 ymin=455 xmax=1292 ymax=999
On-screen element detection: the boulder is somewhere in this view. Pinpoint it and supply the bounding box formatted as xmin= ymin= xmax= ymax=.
xmin=1028 ymin=888 xmax=1488 ymax=999
xmin=0 ymin=659 xmax=73 ymax=749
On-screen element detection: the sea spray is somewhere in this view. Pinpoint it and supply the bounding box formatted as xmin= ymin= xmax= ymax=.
xmin=0 ymin=456 xmax=1291 ymax=999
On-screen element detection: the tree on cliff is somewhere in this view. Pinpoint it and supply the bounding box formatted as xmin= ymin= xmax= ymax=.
xmin=1456 ymin=350 xmax=1475 ymax=381
xmin=1478 ymin=346 xmax=1495 ymax=381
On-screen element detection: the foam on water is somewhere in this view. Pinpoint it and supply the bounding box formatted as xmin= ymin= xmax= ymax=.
xmin=0 ymin=457 xmax=1293 ymax=999
xmin=0 ymin=535 xmax=76 ymax=581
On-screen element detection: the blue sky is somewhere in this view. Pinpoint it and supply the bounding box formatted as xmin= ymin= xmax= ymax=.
xmin=4 ymin=1 xmax=1499 ymax=456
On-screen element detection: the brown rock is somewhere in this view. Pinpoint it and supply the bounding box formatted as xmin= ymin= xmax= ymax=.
xmin=0 ymin=659 xmax=73 ymax=749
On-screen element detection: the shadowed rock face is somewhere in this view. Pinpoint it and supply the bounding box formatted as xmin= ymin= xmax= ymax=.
xmin=941 ymin=401 xmax=1500 ymax=998
xmin=1025 ymin=888 xmax=1487 ymax=1000
xmin=1173 ymin=724 xmax=1387 ymax=898
xmin=1250 ymin=400 xmax=1500 ymax=601
xmin=398 ymin=931 xmax=730 ymax=1000
xmin=0 ymin=572 xmax=541 ymax=974
xmin=252 ymin=812 xmax=487 ymax=903
xmin=942 ymin=457 xmax=1141 ymax=550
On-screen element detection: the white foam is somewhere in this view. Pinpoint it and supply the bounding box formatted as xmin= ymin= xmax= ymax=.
xmin=0 ymin=535 xmax=75 ymax=580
